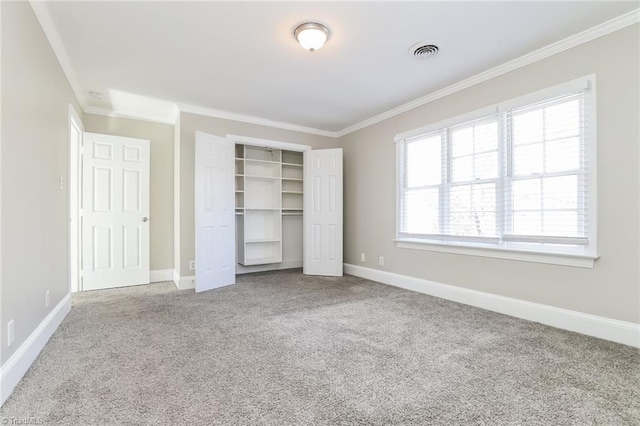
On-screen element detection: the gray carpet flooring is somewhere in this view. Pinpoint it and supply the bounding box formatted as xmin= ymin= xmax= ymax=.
xmin=1 ymin=270 xmax=639 ymax=425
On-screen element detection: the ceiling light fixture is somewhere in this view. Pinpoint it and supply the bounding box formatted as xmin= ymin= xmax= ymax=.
xmin=294 ymin=22 xmax=330 ymax=52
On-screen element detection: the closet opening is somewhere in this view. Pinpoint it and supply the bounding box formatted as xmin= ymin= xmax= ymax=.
xmin=194 ymin=131 xmax=343 ymax=293
xmin=234 ymin=144 xmax=305 ymax=274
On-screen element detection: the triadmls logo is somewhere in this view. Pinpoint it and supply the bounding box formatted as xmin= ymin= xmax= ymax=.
xmin=1 ymin=417 xmax=44 ymax=425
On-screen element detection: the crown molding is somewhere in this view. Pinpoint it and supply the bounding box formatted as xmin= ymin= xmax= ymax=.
xmin=83 ymin=106 xmax=179 ymax=126
xmin=29 ymin=1 xmax=86 ymax=107
xmin=29 ymin=1 xmax=638 ymax=139
xmin=177 ymin=103 xmax=338 ymax=138
xmin=335 ymin=8 xmax=640 ymax=138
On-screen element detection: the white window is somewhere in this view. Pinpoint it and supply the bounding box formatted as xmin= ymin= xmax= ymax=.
xmin=395 ymin=76 xmax=597 ymax=267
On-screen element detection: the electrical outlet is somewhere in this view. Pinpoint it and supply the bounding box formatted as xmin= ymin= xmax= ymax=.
xmin=45 ymin=290 xmax=50 ymax=308
xmin=379 ymin=256 xmax=384 ymax=266
xmin=360 ymin=253 xmax=366 ymax=262
xmin=59 ymin=175 xmax=64 ymax=190
xmin=7 ymin=320 xmax=14 ymax=347
xmin=189 ymin=260 xmax=196 ymax=270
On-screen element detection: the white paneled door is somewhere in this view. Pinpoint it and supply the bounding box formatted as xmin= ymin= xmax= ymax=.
xmin=195 ymin=131 xmax=236 ymax=292
xmin=303 ymin=148 xmax=343 ymax=276
xmin=82 ymin=133 xmax=150 ymax=291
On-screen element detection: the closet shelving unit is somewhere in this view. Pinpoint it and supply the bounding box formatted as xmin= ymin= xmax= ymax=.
xmin=281 ymin=150 xmax=303 ymax=217
xmin=236 ymin=145 xmax=304 ymax=266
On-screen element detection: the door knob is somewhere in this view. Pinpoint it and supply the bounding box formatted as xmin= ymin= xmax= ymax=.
xmin=142 ymin=217 xmax=149 ymax=222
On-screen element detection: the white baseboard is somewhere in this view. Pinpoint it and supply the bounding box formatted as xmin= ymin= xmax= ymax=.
xmin=150 ymin=269 xmax=173 ymax=283
xmin=174 ymin=274 xmax=195 ymax=290
xmin=344 ymin=264 xmax=640 ymax=348
xmin=0 ymin=294 xmax=72 ymax=406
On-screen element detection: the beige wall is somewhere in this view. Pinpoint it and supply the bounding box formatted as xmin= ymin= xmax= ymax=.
xmin=1 ymin=2 xmax=83 ymax=364
xmin=83 ymin=114 xmax=174 ymax=271
xmin=177 ymin=112 xmax=340 ymax=276
xmin=339 ymin=25 xmax=640 ymax=323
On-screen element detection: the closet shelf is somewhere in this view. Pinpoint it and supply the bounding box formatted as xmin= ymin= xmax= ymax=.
xmin=282 ymin=191 xmax=303 ymax=194
xmin=240 ymin=256 xmax=282 ymax=266
xmin=244 ymin=175 xmax=280 ymax=180
xmin=244 ymin=158 xmax=281 ymax=165
xmin=282 ymin=162 xmax=303 ymax=167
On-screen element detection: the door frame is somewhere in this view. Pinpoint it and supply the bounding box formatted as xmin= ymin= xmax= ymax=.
xmin=228 ymin=135 xmax=312 ymax=276
xmin=68 ymin=105 xmax=83 ymax=293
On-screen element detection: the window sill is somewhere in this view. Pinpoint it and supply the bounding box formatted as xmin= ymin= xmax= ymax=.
xmin=394 ymin=239 xmax=597 ymax=268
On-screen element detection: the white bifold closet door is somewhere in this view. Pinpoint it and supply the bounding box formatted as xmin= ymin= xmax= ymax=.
xmin=303 ymin=148 xmax=343 ymax=276
xmin=195 ymin=132 xmax=236 ymax=292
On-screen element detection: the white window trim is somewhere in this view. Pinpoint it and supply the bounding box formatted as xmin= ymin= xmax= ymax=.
xmin=395 ymin=239 xmax=597 ymax=268
xmin=394 ymin=75 xmax=598 ymax=268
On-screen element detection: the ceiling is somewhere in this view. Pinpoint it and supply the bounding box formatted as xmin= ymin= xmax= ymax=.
xmin=39 ymin=1 xmax=637 ymax=134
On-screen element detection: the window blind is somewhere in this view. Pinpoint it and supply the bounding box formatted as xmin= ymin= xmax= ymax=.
xmin=397 ymin=80 xmax=592 ymax=255
xmin=502 ymin=93 xmax=588 ymax=245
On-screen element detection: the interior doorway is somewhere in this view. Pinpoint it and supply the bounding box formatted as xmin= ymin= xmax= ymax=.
xmin=68 ymin=109 xmax=152 ymax=292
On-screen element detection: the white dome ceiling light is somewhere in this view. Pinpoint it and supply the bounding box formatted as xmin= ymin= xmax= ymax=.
xmin=294 ymin=22 xmax=330 ymax=52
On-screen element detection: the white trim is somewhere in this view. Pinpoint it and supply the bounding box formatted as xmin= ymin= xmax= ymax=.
xmin=28 ymin=1 xmax=86 ymax=107
xmin=226 ymin=134 xmax=312 ymax=152
xmin=585 ymin=76 xmax=598 ymax=262
xmin=174 ymin=275 xmax=195 ymax=290
xmin=150 ymin=269 xmax=173 ymax=283
xmin=68 ymin=105 xmax=84 ymax=293
xmin=0 ymin=294 xmax=72 ymax=406
xmin=173 ymin=119 xmax=182 ymax=291
xmin=497 ymin=76 xmax=591 ymax=112
xmin=83 ymin=106 xmax=179 ymax=126
xmin=344 ymin=264 xmax=640 ymax=348
xmin=28 ymin=1 xmax=638 ymax=139
xmin=180 ymin=104 xmax=336 ymax=138
xmin=395 ymin=240 xmax=596 ymax=268
xmin=336 ymin=10 xmax=639 ymax=137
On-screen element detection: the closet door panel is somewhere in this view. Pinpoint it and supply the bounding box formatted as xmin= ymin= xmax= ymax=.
xmin=195 ymin=131 xmax=236 ymax=292
xmin=303 ymin=148 xmax=343 ymax=276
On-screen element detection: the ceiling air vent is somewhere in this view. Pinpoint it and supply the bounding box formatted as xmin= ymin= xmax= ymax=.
xmin=409 ymin=42 xmax=439 ymax=60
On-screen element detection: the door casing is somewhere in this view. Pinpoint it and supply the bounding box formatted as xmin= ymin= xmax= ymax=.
xmin=68 ymin=105 xmax=83 ymax=293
